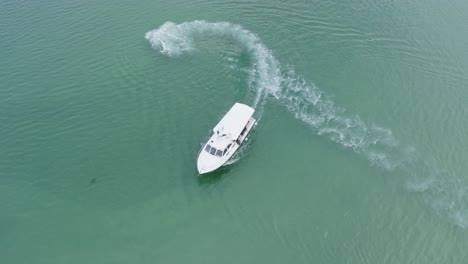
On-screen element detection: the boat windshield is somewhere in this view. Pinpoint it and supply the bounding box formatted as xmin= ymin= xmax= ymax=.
xmin=205 ymin=144 xmax=211 ymax=153
xmin=204 ymin=144 xmax=224 ymax=157
xmin=209 ymin=147 xmax=217 ymax=155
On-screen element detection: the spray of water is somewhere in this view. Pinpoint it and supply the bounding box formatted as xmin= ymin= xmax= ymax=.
xmin=145 ymin=20 xmax=467 ymax=229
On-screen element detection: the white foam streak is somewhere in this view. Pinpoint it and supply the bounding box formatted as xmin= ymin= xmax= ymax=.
xmin=407 ymin=166 xmax=468 ymax=229
xmin=278 ymin=70 xmax=402 ymax=170
xmin=145 ymin=21 xmax=281 ymax=109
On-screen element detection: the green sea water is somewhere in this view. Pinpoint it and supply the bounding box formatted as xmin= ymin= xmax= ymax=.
xmin=1 ymin=0 xmax=468 ymax=263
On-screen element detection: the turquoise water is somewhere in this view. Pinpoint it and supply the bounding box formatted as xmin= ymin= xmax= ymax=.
xmin=1 ymin=0 xmax=468 ymax=263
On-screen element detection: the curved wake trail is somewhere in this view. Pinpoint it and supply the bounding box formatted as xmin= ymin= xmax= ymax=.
xmin=145 ymin=21 xmax=402 ymax=169
xmin=145 ymin=21 xmax=280 ymax=109
xmin=145 ymin=20 xmax=467 ymax=229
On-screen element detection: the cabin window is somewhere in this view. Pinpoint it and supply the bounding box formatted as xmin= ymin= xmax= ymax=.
xmin=216 ymin=150 xmax=223 ymax=157
xmin=210 ymin=147 xmax=217 ymax=155
xmin=227 ymin=143 xmax=232 ymax=149
xmin=223 ymin=149 xmax=227 ymax=156
xmin=205 ymin=144 xmax=211 ymax=153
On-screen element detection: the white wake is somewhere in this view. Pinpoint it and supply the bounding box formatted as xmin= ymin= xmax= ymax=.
xmin=145 ymin=20 xmax=467 ymax=229
xmin=145 ymin=21 xmax=402 ymax=170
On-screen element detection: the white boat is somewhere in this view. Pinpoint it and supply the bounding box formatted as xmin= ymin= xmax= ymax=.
xmin=197 ymin=102 xmax=256 ymax=174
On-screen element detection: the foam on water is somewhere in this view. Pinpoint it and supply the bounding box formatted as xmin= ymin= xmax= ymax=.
xmin=145 ymin=21 xmax=280 ymax=109
xmin=406 ymin=163 xmax=468 ymax=229
xmin=145 ymin=20 xmax=467 ymax=229
xmin=145 ymin=21 xmax=401 ymax=169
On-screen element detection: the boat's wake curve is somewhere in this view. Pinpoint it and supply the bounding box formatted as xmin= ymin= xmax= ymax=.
xmin=145 ymin=21 xmax=403 ymax=169
xmin=145 ymin=20 xmax=468 ymax=229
